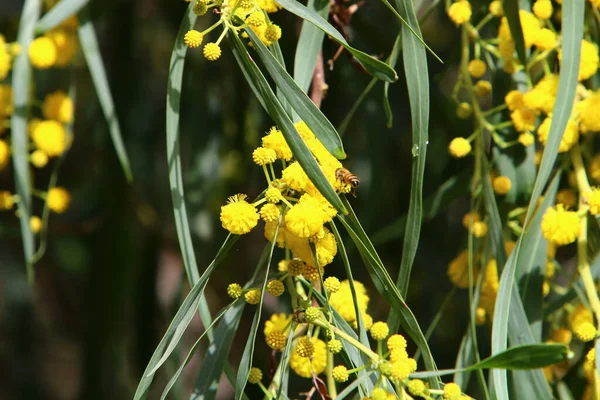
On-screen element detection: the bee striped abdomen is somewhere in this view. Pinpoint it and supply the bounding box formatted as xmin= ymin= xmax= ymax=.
xmin=335 ymin=168 xmax=360 ymax=188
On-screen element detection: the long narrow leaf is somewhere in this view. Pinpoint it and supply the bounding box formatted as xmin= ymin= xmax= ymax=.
xmin=491 ymin=2 xmax=584 ymax=398
xmin=190 ymin=300 xmax=246 ymax=400
xmin=293 ymin=0 xmax=329 ymax=93
xmin=502 ymin=0 xmax=527 ymax=67
xmin=11 ymin=0 xmax=41 ymax=284
xmin=392 ymin=0 xmax=430 ymax=300
xmin=378 ymin=0 xmax=442 ymax=63
xmin=383 ymin=34 xmax=401 ymax=128
xmin=191 ymin=246 xmax=273 ymax=400
xmin=35 ymin=0 xmax=89 ymax=33
xmin=160 ymin=300 xmax=240 ymax=400
xmin=228 ymin=31 xmax=347 ymax=214
xmin=78 ymin=11 xmax=133 ymax=182
xmin=247 ymin=28 xmax=346 ymax=159
xmin=133 ymin=234 xmax=239 ymax=399
xmin=337 ymin=198 xmax=439 ymax=388
xmin=275 ymin=0 xmax=398 ymax=82
xmin=411 ymin=343 xmax=569 ymax=379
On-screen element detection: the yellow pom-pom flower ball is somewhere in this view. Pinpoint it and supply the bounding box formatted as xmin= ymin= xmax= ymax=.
xmin=220 ymin=194 xmax=259 ymax=235
xmin=29 ymin=37 xmax=57 ymax=69
xmin=47 ymin=187 xmax=71 ymax=213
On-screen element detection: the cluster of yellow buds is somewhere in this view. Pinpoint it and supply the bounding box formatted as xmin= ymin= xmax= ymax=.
xmin=220 ymin=121 xmax=351 ymax=273
xmin=183 ymin=0 xmax=283 ymax=61
xmin=0 ymin=8 xmax=78 ymax=232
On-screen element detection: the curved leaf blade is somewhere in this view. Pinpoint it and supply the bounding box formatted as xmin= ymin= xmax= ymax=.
xmin=12 ymin=0 xmax=41 ymax=284
xmin=133 ymin=235 xmax=239 ymax=399
xmin=247 ymin=28 xmax=346 ymax=159
xmin=160 ymin=300 xmax=240 ymax=400
xmin=275 ymin=0 xmax=398 ymax=82
xmin=228 ymin=31 xmax=347 ymax=214
xmin=78 ymin=11 xmax=133 ymax=182
xmin=293 ymin=0 xmax=329 ymax=93
xmin=392 ymin=0 xmax=430 ymax=300
xmin=411 ymin=344 xmax=569 ymax=379
xmin=337 ymin=198 xmax=439 ymax=389
xmin=35 ymin=0 xmax=89 ymax=33
xmin=502 ymin=0 xmax=527 ymax=67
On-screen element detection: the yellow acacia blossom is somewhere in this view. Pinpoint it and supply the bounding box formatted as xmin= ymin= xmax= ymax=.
xmin=448 ymin=249 xmax=478 ymax=289
xmin=220 ymin=194 xmax=259 ymax=235
xmin=47 ymin=187 xmax=71 ymax=213
xmin=493 ymin=176 xmax=512 ymax=195
xmin=447 ymin=0 xmax=472 ymax=25
xmin=29 ymin=36 xmax=57 ymax=69
xmin=0 ymin=139 xmax=10 ymax=171
xmin=541 ymin=204 xmax=580 ymax=246
xmin=42 ymin=91 xmax=74 ymax=123
xmin=576 ymin=91 xmax=600 ymax=133
xmin=537 ymin=117 xmax=579 ymax=153
xmin=32 ymin=120 xmax=68 ymax=157
xmin=448 ymin=137 xmax=471 ymax=158
xmin=289 ymin=336 xmax=327 ymax=378
xmin=262 ymin=126 xmax=292 ymax=160
xmin=329 ymin=280 xmax=370 ymax=327
xmin=47 ymin=28 xmax=78 ymax=67
xmin=0 ymin=35 xmax=12 ymax=80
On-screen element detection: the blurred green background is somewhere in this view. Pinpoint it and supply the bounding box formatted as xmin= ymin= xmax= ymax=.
xmin=0 ymin=0 xmax=485 ymax=398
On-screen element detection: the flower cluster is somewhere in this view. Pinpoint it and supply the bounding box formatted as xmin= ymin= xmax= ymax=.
xmin=0 ymin=9 xmax=77 ymax=235
xmin=183 ymin=0 xmax=283 ymax=61
xmin=220 ymin=122 xmax=460 ymax=397
xmin=445 ymin=0 xmax=600 ymax=391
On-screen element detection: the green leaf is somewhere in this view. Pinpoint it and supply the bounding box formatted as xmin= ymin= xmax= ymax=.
xmin=391 ymin=0 xmax=430 ymax=300
xmin=234 ymin=221 xmax=280 ymax=399
xmin=337 ymin=198 xmax=439 ymax=389
xmin=378 ymin=0 xmax=442 ymax=63
xmin=383 ymin=34 xmax=401 ymax=128
xmin=11 ymin=0 xmax=41 ymax=284
xmin=78 ymin=11 xmax=133 ymax=183
xmin=491 ymin=1 xmax=584 ymax=398
xmin=275 ymin=0 xmax=398 ymax=82
xmin=411 ymin=344 xmax=569 ymax=379
xmin=228 ymin=31 xmax=347 ymax=215
xmin=454 ymin=327 xmax=475 ymax=390
xmin=515 ymin=173 xmax=560 ymax=338
xmin=159 ymin=300 xmax=240 ymax=400
xmin=246 ymin=28 xmax=346 ymax=159
xmin=191 ymin=247 xmax=272 ymax=400
xmin=191 ymin=300 xmax=246 ymax=400
xmin=502 ymin=0 xmax=527 ymax=67
xmin=293 ymin=0 xmax=329 ymax=93
xmin=371 ymin=169 xmax=472 ymax=245
xmin=133 ymin=234 xmax=239 ymax=400
xmin=35 ymin=0 xmax=88 ymax=33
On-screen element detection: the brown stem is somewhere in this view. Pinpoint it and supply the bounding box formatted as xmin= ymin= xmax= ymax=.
xmin=310 ymin=50 xmax=328 ymax=107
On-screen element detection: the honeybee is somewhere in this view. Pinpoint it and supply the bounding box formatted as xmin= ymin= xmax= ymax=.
xmin=335 ymin=167 xmax=360 ymax=196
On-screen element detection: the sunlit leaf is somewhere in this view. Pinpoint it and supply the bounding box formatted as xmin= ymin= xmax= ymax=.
xmin=228 ymin=31 xmax=347 ymax=214
xmin=247 ymin=28 xmax=346 ymax=159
